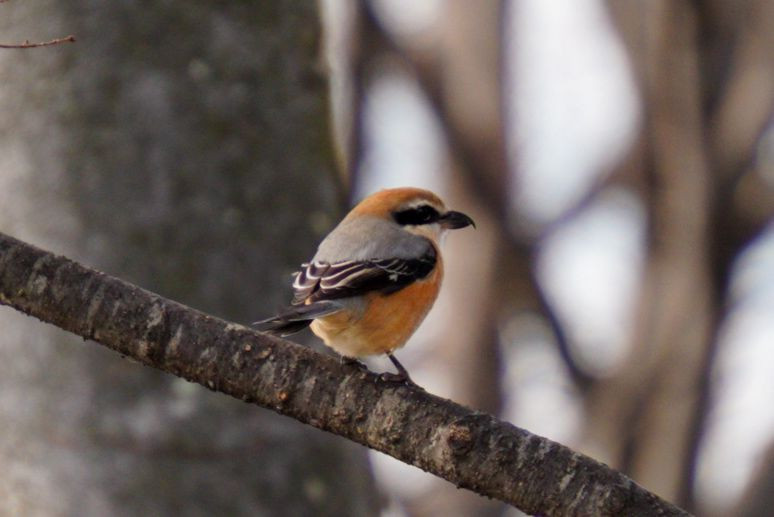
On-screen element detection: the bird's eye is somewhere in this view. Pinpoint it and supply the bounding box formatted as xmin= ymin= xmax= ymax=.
xmin=392 ymin=205 xmax=440 ymax=226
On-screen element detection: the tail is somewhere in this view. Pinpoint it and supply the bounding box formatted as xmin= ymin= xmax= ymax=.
xmin=253 ymin=300 xmax=342 ymax=337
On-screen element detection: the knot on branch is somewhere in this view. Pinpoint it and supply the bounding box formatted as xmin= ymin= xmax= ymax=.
xmin=446 ymin=423 xmax=475 ymax=456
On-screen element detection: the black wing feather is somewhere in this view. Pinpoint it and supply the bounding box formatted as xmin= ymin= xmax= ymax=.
xmin=292 ymin=245 xmax=436 ymax=304
xmin=254 ymin=243 xmax=437 ymax=337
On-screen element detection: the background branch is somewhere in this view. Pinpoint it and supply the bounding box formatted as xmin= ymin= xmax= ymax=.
xmin=0 ymin=35 xmax=75 ymax=49
xmin=0 ymin=231 xmax=689 ymax=517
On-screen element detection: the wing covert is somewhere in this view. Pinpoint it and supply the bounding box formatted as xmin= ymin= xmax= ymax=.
xmin=291 ymin=245 xmax=436 ymax=304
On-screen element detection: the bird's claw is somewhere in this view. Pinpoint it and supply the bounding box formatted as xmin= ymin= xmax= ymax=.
xmin=341 ymin=356 xmax=368 ymax=371
xmin=378 ymin=371 xmax=422 ymax=389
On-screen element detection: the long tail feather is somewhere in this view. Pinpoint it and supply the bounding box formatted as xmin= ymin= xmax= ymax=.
xmin=253 ymin=301 xmax=342 ymax=337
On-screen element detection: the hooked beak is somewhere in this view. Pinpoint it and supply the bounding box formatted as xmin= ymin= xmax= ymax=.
xmin=439 ymin=210 xmax=476 ymax=230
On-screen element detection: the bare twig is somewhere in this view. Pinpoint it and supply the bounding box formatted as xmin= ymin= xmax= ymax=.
xmin=0 ymin=231 xmax=690 ymax=516
xmin=0 ymin=35 xmax=75 ymax=49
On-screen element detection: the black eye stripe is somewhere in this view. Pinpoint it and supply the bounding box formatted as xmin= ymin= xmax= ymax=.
xmin=392 ymin=205 xmax=440 ymax=226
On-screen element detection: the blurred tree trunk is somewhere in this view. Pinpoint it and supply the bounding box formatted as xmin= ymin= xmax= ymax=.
xmin=388 ymin=2 xmax=507 ymax=516
xmin=0 ymin=2 xmax=378 ymax=515
xmin=583 ymin=0 xmax=774 ymax=509
xmin=582 ymin=2 xmax=714 ymax=505
xmin=738 ymin=443 xmax=774 ymax=517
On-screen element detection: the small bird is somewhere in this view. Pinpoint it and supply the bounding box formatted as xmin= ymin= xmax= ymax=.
xmin=254 ymin=187 xmax=474 ymax=383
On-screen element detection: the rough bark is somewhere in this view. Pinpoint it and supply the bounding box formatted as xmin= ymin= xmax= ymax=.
xmin=0 ymin=231 xmax=690 ymax=517
xmin=0 ymin=1 xmax=372 ymax=515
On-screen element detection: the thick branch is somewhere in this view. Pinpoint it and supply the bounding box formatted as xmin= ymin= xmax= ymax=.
xmin=0 ymin=232 xmax=689 ymax=517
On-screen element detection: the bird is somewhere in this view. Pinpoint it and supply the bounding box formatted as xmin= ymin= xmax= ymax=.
xmin=254 ymin=187 xmax=474 ymax=384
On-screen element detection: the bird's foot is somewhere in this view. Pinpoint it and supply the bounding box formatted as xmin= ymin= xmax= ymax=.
xmin=378 ymin=371 xmax=422 ymax=389
xmin=340 ymin=355 xmax=368 ymax=371
xmin=383 ymin=353 xmax=422 ymax=388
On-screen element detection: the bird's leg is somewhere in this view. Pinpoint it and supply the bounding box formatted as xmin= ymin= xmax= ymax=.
xmin=381 ymin=353 xmax=418 ymax=387
xmin=387 ymin=354 xmax=410 ymax=379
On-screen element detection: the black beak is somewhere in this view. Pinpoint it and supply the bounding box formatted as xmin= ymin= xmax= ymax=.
xmin=440 ymin=210 xmax=475 ymax=229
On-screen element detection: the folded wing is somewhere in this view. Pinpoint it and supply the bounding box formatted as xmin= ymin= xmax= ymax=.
xmin=255 ymin=231 xmax=437 ymax=336
xmin=292 ymin=246 xmax=437 ymax=304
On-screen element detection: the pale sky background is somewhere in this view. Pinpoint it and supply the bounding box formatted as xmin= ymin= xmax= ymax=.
xmin=326 ymin=0 xmax=774 ymax=514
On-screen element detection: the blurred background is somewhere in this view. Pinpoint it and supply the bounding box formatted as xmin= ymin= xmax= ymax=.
xmin=0 ymin=1 xmax=772 ymax=516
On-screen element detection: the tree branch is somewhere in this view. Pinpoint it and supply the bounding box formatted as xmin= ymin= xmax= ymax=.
xmin=0 ymin=35 xmax=75 ymax=49
xmin=0 ymin=231 xmax=689 ymax=517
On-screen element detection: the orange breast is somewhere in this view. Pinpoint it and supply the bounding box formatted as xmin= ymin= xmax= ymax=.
xmin=310 ymin=258 xmax=443 ymax=358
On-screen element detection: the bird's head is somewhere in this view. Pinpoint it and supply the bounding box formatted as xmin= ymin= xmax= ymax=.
xmin=350 ymin=187 xmax=475 ymax=242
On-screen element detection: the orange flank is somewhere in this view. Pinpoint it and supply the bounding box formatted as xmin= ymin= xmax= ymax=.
xmin=310 ymin=254 xmax=443 ymax=358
